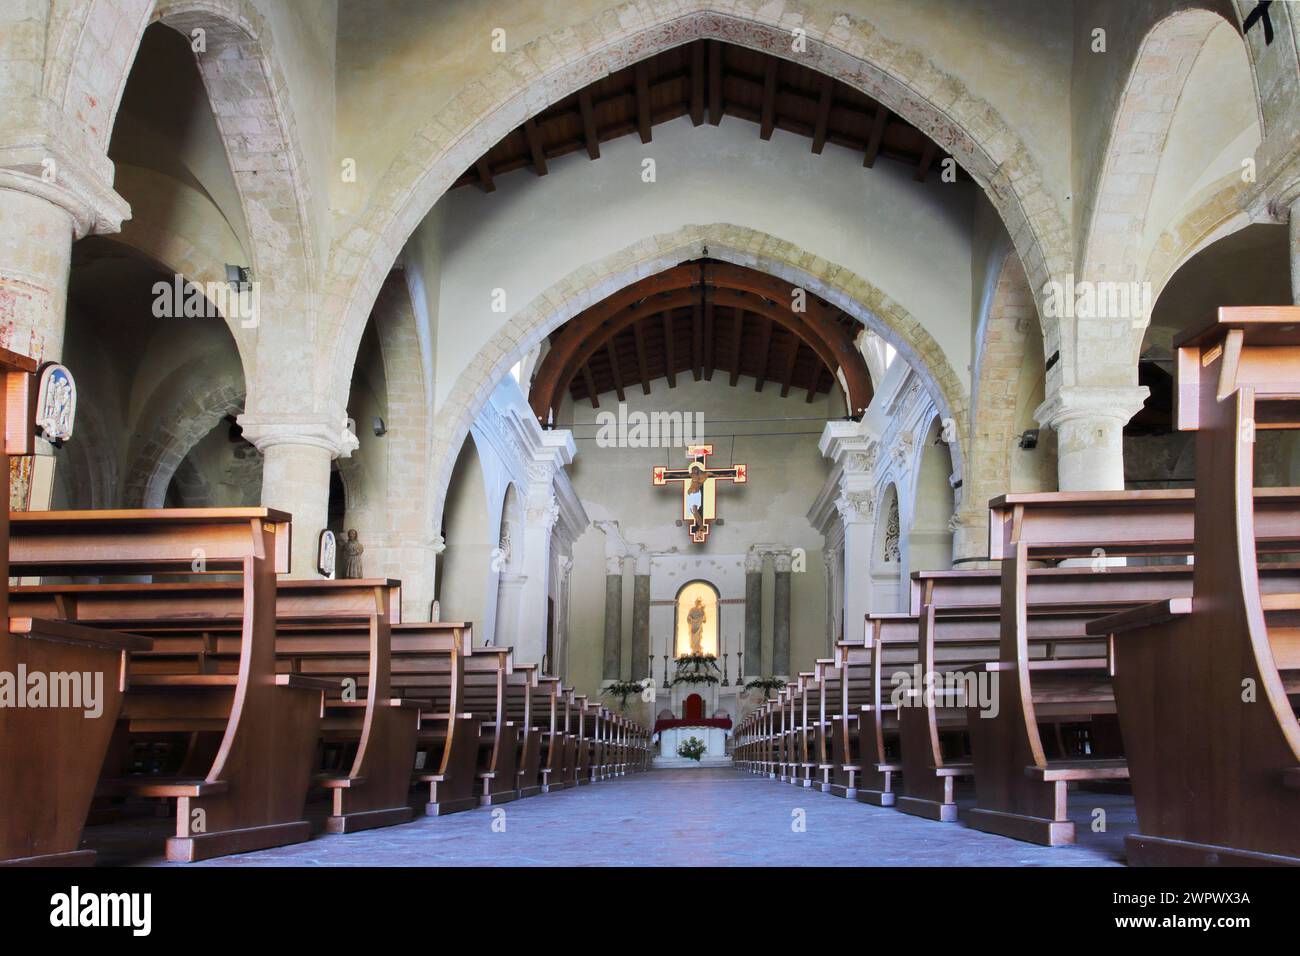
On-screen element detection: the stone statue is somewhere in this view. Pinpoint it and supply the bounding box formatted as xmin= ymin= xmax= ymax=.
xmin=342 ymin=528 xmax=365 ymax=579
xmin=686 ymin=596 xmax=707 ymax=655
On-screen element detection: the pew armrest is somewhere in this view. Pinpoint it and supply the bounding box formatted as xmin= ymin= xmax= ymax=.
xmin=1029 ymin=759 xmax=1129 ymax=782
xmin=8 ymin=616 xmax=152 ymax=652
xmin=1085 ymin=598 xmax=1192 ymax=636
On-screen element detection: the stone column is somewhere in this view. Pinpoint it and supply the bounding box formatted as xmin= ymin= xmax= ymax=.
xmin=237 ymin=415 xmax=358 ymax=578
xmin=1034 ymin=386 xmax=1149 ymax=491
xmin=819 ymin=421 xmax=880 ymax=649
xmin=0 ymin=162 xmax=127 ymax=362
xmin=946 ymin=509 xmax=993 ymax=567
xmin=554 ymin=554 xmax=573 ymax=680
xmin=602 ymin=553 xmax=623 ymax=681
xmin=630 ymin=550 xmax=650 ymax=681
xmin=822 ymin=546 xmax=840 ymax=656
xmin=493 ymin=572 xmax=527 ymax=648
xmin=514 ymin=488 xmax=559 ymax=666
xmin=772 ymin=551 xmax=792 ymax=679
xmin=743 ymin=548 xmax=763 ymax=679
xmin=0 ymin=165 xmax=128 ymax=506
xmin=837 ymin=492 xmax=876 ymax=646
xmin=1291 ymin=193 xmax=1300 ymax=304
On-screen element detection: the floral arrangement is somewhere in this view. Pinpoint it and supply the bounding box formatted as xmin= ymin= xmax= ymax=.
xmin=669 ymin=653 xmax=720 ymax=687
xmin=677 ymin=736 xmax=707 ymax=761
xmin=601 ymin=679 xmax=647 ymax=708
xmin=745 ymin=677 xmax=787 ymax=696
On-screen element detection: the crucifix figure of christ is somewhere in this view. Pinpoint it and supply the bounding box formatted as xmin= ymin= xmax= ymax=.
xmin=652 ymin=444 xmax=747 ymax=543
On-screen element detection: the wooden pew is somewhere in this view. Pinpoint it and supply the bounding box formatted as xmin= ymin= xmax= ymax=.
xmin=0 ymin=349 xmax=152 ymax=867
xmin=532 ymin=675 xmax=566 ymax=793
xmin=10 ymin=578 xmax=425 ymax=835
xmin=394 ymin=622 xmax=484 ymax=816
xmin=965 ymin=489 xmax=1300 ymax=846
xmin=1089 ymin=308 xmax=1300 ymax=865
xmin=9 ymin=508 xmax=334 ymax=862
xmin=507 ymin=662 xmax=544 ymax=797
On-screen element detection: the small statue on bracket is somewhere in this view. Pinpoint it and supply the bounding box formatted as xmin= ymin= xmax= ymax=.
xmin=342 ymin=528 xmax=365 ymax=579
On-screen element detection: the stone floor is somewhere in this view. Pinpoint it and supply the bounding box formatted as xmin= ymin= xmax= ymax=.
xmin=102 ymin=767 xmax=1132 ymax=866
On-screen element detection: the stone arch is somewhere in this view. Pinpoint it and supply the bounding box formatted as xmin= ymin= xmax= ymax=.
xmin=1077 ymin=8 xmax=1250 ymax=361
xmin=967 ymin=250 xmax=1036 ymax=512
xmin=324 ymin=3 xmax=1075 ymax=408
xmin=423 ymin=223 xmax=970 ymax=533
xmin=908 ymin=414 xmax=956 ymax=575
xmin=43 ymin=0 xmax=155 ymax=155
xmin=121 ymin=356 xmax=246 ymax=507
xmin=1144 ymin=171 xmax=1253 ymax=304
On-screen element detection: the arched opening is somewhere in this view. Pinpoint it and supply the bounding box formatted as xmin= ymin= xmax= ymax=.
xmin=437 ymin=435 xmax=493 ymax=640
xmin=492 ymin=483 xmax=524 ymax=646
xmin=871 ymin=483 xmax=903 ymax=612
xmin=908 ymin=416 xmax=956 ymax=574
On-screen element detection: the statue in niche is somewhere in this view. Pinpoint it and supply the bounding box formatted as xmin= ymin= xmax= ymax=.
xmin=687 ymin=596 xmax=707 ymax=655
xmin=342 ymin=528 xmax=365 ymax=579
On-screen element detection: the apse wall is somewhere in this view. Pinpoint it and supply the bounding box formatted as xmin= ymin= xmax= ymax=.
xmin=425 ymin=113 xmax=978 ymax=414
xmin=561 ymin=376 xmax=838 ymax=697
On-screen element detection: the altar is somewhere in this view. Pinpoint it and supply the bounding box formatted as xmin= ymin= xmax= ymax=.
xmin=651 ymin=685 xmax=737 ymax=768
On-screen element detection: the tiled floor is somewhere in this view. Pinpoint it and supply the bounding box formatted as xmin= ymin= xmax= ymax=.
xmin=105 ymin=768 xmax=1131 ymax=866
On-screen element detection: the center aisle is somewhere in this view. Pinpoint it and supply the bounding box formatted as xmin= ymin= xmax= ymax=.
xmin=132 ymin=769 xmax=1129 ymax=867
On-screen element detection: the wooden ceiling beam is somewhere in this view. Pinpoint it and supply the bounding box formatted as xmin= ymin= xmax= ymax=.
xmin=691 ymin=300 xmax=703 ymax=381
xmin=779 ymin=333 xmax=800 ymax=397
xmin=524 ymin=117 xmax=548 ymax=176
xmin=806 ymin=366 xmax=823 ymax=403
xmin=690 ymin=42 xmax=704 ymax=126
xmin=729 ymin=309 xmax=746 ymax=386
xmin=580 ymin=364 xmax=600 ymax=408
xmin=914 ymin=140 xmax=937 ymax=182
xmin=531 ymin=262 xmax=874 ymax=420
xmin=754 ymin=316 xmax=773 ymax=392
xmin=475 ymin=159 xmax=495 ymax=193
xmin=579 ymin=90 xmax=600 ymax=160
xmin=707 ymin=40 xmax=723 ymax=126
xmin=810 ymin=77 xmax=833 ymax=154
xmin=632 ymin=319 xmax=651 ymax=395
xmin=635 ymin=62 xmax=652 ymax=144
xmin=605 ymin=339 xmax=626 ymax=401
xmin=863 ymin=106 xmax=889 ymax=168
xmin=702 ymin=292 xmax=715 ymax=381
xmin=759 ymin=60 xmax=778 ymax=141
xmin=662 ymin=311 xmax=677 ymax=387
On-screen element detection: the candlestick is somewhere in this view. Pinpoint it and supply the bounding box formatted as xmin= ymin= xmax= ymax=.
xmin=721 ymin=652 xmax=730 ymax=686
xmin=736 ymin=650 xmax=744 ymax=688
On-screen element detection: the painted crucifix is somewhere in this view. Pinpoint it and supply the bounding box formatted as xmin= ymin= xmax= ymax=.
xmin=652 ymin=444 xmax=747 ymax=543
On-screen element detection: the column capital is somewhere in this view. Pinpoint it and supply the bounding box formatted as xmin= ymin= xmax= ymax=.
xmin=744 ymin=549 xmax=764 ymax=574
xmin=0 ymin=139 xmax=129 ymax=238
xmin=237 ymin=414 xmax=360 ymax=458
xmin=772 ymin=552 xmax=793 ymax=574
xmin=834 ymin=489 xmax=875 ymax=525
xmin=1034 ymin=385 xmax=1149 ymax=431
